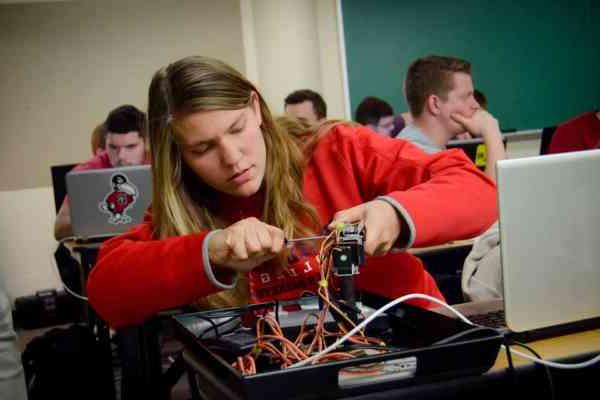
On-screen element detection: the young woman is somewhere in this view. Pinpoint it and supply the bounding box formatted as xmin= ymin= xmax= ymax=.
xmin=87 ymin=56 xmax=497 ymax=328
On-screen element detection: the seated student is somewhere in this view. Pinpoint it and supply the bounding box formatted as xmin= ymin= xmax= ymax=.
xmin=0 ymin=282 xmax=27 ymax=400
xmin=547 ymin=110 xmax=600 ymax=154
xmin=90 ymin=122 xmax=107 ymax=156
xmin=354 ymin=96 xmax=396 ymax=136
xmin=397 ymin=56 xmax=505 ymax=181
xmin=54 ymin=105 xmax=150 ymax=240
xmin=86 ymin=56 xmax=497 ymax=328
xmin=284 ymin=89 xmax=327 ymax=125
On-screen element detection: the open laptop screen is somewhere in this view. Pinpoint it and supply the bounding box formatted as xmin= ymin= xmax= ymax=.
xmin=447 ymin=137 xmax=508 ymax=171
xmin=66 ymin=165 xmax=152 ymax=239
xmin=497 ymin=149 xmax=600 ymax=332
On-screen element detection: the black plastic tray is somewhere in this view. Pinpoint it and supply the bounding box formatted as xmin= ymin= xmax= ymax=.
xmin=173 ymin=298 xmax=502 ymax=400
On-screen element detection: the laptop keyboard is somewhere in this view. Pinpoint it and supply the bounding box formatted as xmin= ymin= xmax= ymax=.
xmin=469 ymin=310 xmax=506 ymax=329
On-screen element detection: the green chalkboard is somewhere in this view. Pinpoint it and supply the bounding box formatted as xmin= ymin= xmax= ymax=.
xmin=342 ymin=0 xmax=600 ymax=130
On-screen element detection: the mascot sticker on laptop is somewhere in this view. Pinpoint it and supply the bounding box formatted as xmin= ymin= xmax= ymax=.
xmin=99 ymin=173 xmax=138 ymax=224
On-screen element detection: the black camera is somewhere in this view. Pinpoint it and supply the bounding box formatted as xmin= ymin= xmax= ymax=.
xmin=331 ymin=223 xmax=365 ymax=277
xmin=330 ymin=223 xmax=366 ymax=322
xmin=13 ymin=289 xmax=83 ymax=329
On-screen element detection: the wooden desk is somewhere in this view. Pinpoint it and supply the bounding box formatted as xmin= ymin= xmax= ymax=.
xmin=492 ymin=328 xmax=600 ymax=370
xmin=407 ymin=238 xmax=475 ymax=256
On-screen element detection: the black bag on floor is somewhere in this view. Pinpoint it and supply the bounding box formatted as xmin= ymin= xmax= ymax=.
xmin=21 ymin=324 xmax=113 ymax=400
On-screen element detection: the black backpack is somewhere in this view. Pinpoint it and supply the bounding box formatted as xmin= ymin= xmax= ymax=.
xmin=21 ymin=324 xmax=114 ymax=400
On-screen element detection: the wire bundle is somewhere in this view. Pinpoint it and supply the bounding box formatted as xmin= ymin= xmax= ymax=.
xmin=231 ymin=229 xmax=386 ymax=375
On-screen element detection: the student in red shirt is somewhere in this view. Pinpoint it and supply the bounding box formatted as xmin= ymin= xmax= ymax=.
xmin=548 ymin=111 xmax=600 ymax=154
xmin=54 ymin=105 xmax=150 ymax=240
xmin=87 ymin=56 xmax=497 ymax=328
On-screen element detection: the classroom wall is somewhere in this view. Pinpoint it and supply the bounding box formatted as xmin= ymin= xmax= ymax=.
xmin=1 ymin=0 xmax=539 ymax=303
xmin=0 ymin=0 xmax=245 ymax=301
xmin=0 ymin=0 xmax=245 ymax=191
xmin=341 ymin=0 xmax=600 ymax=130
xmin=0 ymin=0 xmax=348 ymax=301
xmin=241 ymin=0 xmax=347 ymax=119
xmin=0 ymin=187 xmax=61 ymax=302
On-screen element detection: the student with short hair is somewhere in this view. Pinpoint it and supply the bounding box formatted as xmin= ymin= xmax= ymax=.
xmin=398 ymin=55 xmax=505 ymax=180
xmin=354 ymin=96 xmax=396 ymax=136
xmin=284 ymin=89 xmax=327 ymax=125
xmin=54 ymin=104 xmax=150 ymax=240
xmin=87 ymin=56 xmax=497 ymax=328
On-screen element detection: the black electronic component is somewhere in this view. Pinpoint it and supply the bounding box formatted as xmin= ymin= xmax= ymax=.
xmin=202 ymin=330 xmax=258 ymax=357
xmin=331 ymin=223 xmax=365 ymax=277
xmin=331 ymin=223 xmax=365 ymax=321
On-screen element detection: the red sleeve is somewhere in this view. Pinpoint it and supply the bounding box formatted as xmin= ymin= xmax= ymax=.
xmin=331 ymin=126 xmax=498 ymax=247
xmin=86 ymin=222 xmax=221 ymax=328
xmin=386 ymin=146 xmax=497 ymax=246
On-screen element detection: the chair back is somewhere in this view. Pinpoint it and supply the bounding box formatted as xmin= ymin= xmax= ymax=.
xmin=50 ymin=164 xmax=77 ymax=213
xmin=539 ymin=126 xmax=557 ymax=155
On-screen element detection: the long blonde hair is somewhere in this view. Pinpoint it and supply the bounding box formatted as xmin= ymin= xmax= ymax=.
xmin=147 ymin=56 xmax=320 ymax=239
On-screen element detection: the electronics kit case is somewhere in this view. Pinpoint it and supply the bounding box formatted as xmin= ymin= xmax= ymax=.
xmin=173 ymin=297 xmax=503 ymax=400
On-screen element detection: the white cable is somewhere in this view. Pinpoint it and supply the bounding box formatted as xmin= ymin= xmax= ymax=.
xmin=58 ymin=235 xmax=78 ymax=244
xmin=53 ymin=236 xmax=89 ymax=301
xmin=502 ymin=345 xmax=600 ymax=369
xmin=289 ymin=293 xmax=467 ymax=368
xmin=288 ymin=293 xmax=600 ymax=370
xmin=62 ymin=283 xmax=89 ymax=301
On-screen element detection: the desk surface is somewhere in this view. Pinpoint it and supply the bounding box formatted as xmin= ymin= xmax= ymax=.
xmin=182 ymin=326 xmax=600 ymax=399
xmin=407 ymin=239 xmax=474 ymax=256
xmin=182 ymin=325 xmax=600 ymax=400
xmin=492 ymin=328 xmax=600 ymax=370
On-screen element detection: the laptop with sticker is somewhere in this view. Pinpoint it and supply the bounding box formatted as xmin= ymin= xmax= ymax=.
xmin=65 ymin=165 xmax=152 ymax=240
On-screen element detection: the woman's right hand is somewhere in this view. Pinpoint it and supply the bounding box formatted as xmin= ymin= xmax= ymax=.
xmin=207 ymin=217 xmax=285 ymax=273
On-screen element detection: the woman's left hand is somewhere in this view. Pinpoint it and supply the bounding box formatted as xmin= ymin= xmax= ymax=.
xmin=328 ymin=200 xmax=401 ymax=256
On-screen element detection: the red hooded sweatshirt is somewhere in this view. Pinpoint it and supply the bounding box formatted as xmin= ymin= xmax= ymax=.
xmin=87 ymin=124 xmax=497 ymax=328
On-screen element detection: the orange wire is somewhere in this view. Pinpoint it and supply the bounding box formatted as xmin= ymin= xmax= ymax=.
xmin=229 ymin=226 xmax=386 ymax=375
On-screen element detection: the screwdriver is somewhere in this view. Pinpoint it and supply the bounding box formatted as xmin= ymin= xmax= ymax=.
xmin=284 ymin=235 xmax=328 ymax=247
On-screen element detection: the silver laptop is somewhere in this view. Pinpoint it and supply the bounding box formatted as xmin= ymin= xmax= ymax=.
xmin=66 ymin=165 xmax=152 ymax=240
xmin=440 ymin=149 xmax=600 ymax=337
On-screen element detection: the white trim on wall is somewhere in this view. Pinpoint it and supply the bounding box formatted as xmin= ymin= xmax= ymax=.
xmin=240 ymin=0 xmax=259 ymax=84
xmin=336 ymin=0 xmax=351 ymax=119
